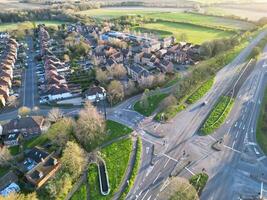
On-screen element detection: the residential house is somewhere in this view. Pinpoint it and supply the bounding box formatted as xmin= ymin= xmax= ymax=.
xmin=2 ymin=116 xmax=45 ymax=139
xmin=126 ymin=64 xmax=149 ymax=82
xmin=3 ymin=132 xmax=22 ymax=147
xmin=157 ymin=60 xmax=174 ymax=73
xmin=22 ymin=147 xmax=61 ymax=188
xmin=84 ymin=85 xmax=106 ymax=102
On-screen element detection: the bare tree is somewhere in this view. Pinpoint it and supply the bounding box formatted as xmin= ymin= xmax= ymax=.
xmin=18 ymin=106 xmax=31 ymax=117
xmin=139 ymin=75 xmax=155 ymax=89
xmin=0 ymin=146 xmax=12 ymax=167
xmin=47 ymin=108 xmax=64 ymax=123
xmin=107 ymin=80 xmax=124 ymax=105
xmin=108 ymin=64 xmax=127 ymax=79
xmin=75 ymin=101 xmax=106 ymax=149
xmin=125 ymin=80 xmax=137 ymax=97
xmin=159 ymin=95 xmax=177 ymax=111
xmin=96 ymin=68 xmax=109 ymax=84
xmin=61 ymin=141 xmax=87 ymax=180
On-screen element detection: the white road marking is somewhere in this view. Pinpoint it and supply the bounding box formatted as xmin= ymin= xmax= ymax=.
xmin=162 ymin=153 xmax=179 ymax=162
xmin=232 ymin=140 xmax=236 ymax=149
xmin=164 ymin=158 xmax=170 ymax=168
xmin=153 ymin=172 xmax=161 ymax=184
xmin=208 ymin=135 xmax=216 ymax=141
xmin=224 ymin=145 xmax=241 ymax=153
xmin=140 ymin=190 xmax=150 ymax=200
xmin=235 ymin=131 xmax=239 ymax=139
xmin=185 ymin=167 xmax=195 ymax=175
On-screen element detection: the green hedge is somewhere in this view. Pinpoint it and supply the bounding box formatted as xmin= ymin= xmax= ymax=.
xmin=256 ymin=86 xmax=267 ymax=154
xmin=201 ymin=96 xmax=234 ymax=135
xmin=186 ymin=78 xmax=214 ymax=104
xmin=155 ymin=104 xmax=186 ymax=121
xmin=189 ymin=173 xmax=209 ymax=194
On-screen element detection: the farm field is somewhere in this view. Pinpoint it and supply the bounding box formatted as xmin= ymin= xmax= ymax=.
xmin=133 ymin=21 xmax=234 ymax=44
xmin=77 ymin=8 xmax=161 ymax=19
xmin=0 ymin=20 xmax=66 ymax=32
xmin=146 ymin=12 xmax=255 ymax=30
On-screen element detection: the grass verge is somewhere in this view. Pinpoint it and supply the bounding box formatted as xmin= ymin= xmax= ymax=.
xmin=256 ymin=86 xmax=267 ymax=154
xmin=134 ymin=93 xmax=168 ymax=116
xmin=186 ymin=78 xmax=214 ymax=104
xmin=104 ymin=120 xmax=132 ymax=142
xmin=71 ymin=183 xmax=87 ymax=200
xmin=119 ymin=137 xmax=142 ymax=200
xmin=88 ymin=138 xmax=133 ymax=199
xmin=201 ymin=96 xmax=234 ymax=135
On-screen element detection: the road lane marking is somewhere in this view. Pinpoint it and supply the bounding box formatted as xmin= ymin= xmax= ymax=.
xmin=153 ymin=172 xmax=161 ymax=184
xmin=160 ymin=179 xmax=170 ymax=192
xmin=185 ymin=167 xmax=195 ymax=175
xmin=164 ymin=158 xmax=170 ymax=168
xmin=232 ymin=140 xmax=236 ymax=149
xmin=257 ymin=156 xmax=266 ymax=161
xmin=147 ymin=195 xmax=152 ymax=200
xmin=140 ymin=190 xmax=149 ymax=200
xmin=235 ymin=131 xmax=239 ymax=139
xmin=162 ymin=153 xmax=178 ymax=162
xmin=223 ymin=145 xmax=241 ymax=153
xmin=208 ymin=135 xmax=216 ymax=141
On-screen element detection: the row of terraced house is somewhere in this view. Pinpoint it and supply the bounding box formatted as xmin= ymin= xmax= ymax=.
xmin=0 ymin=37 xmax=18 ymax=107
xmin=38 ymin=25 xmax=81 ymax=103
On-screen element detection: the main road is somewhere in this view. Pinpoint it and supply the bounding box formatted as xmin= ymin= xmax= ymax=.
xmin=126 ymin=30 xmax=267 ymax=200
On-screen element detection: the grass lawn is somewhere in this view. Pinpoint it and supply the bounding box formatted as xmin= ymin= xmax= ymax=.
xmin=201 ymin=96 xmax=234 ymax=135
xmin=134 ymin=21 xmax=234 ymax=44
xmin=119 ymin=137 xmax=142 ymax=200
xmin=0 ymin=167 xmax=9 ymax=177
xmin=134 ymin=93 xmax=168 ymax=116
xmin=0 ymin=20 xmax=67 ymax=32
xmin=189 ymin=173 xmax=209 ymax=194
xmin=256 ymin=86 xmax=267 ymax=154
xmin=71 ymin=183 xmax=87 ymax=200
xmin=186 ymin=78 xmax=214 ymax=104
xmin=88 ymin=138 xmax=133 ymax=200
xmin=105 ymin=120 xmax=132 ymax=142
xmin=8 ymin=146 xmax=20 ymax=156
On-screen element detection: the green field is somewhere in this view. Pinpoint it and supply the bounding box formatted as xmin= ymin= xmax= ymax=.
xmin=201 ymin=96 xmax=234 ymax=135
xmin=0 ymin=20 xmax=66 ymax=32
xmin=77 ymin=8 xmax=160 ymax=19
xmin=88 ymin=138 xmax=132 ymax=199
xmin=256 ymin=86 xmax=267 ymax=154
xmin=134 ymin=21 xmax=234 ymax=44
xmin=147 ymin=12 xmax=255 ymax=31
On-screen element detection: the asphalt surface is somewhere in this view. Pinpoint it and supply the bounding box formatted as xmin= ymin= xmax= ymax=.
xmin=23 ymin=36 xmax=36 ymax=108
